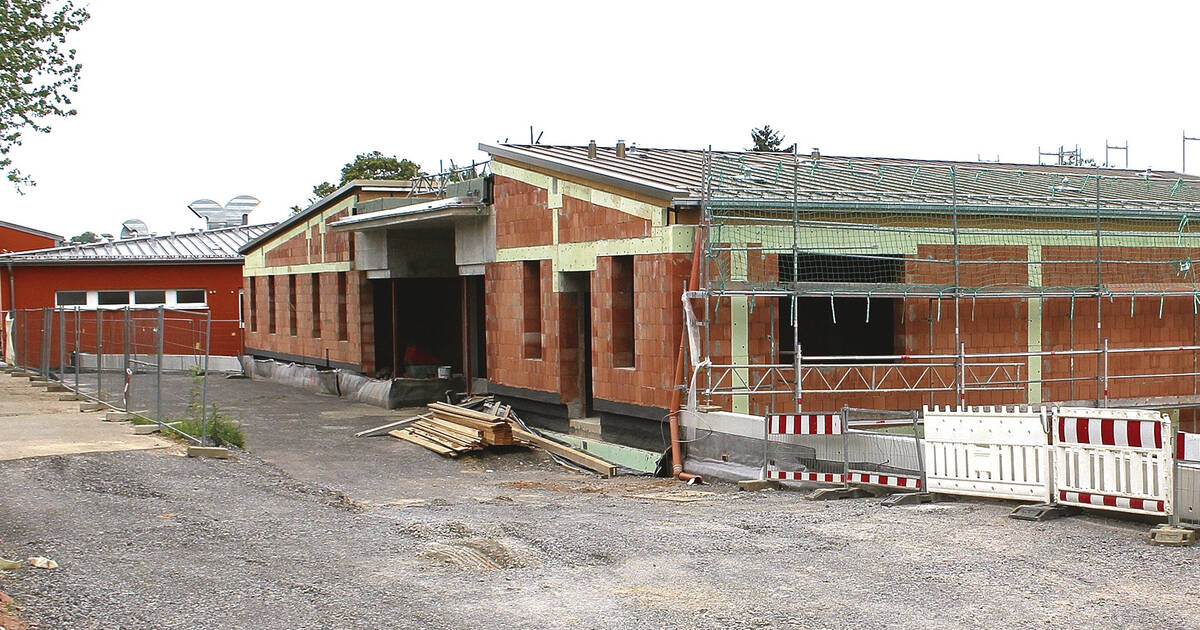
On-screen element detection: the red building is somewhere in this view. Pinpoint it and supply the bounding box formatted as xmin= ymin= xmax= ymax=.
xmin=0 ymin=224 xmax=273 ymax=366
xmin=0 ymin=220 xmax=63 ymax=254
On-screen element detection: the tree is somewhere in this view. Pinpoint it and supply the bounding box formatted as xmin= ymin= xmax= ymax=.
xmin=1 ymin=0 xmax=90 ymax=191
xmin=295 ymin=150 xmax=421 ymax=212
xmin=749 ymin=124 xmax=796 ymax=153
xmin=69 ymin=231 xmax=99 ymax=244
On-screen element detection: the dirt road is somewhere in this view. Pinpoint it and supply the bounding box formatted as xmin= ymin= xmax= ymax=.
xmin=0 ymin=375 xmax=1197 ymax=629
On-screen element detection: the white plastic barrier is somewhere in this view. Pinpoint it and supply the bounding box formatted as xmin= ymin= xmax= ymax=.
xmin=922 ymin=406 xmax=1053 ymax=503
xmin=764 ymin=413 xmax=845 ymax=483
xmin=1052 ymin=407 xmax=1173 ymax=516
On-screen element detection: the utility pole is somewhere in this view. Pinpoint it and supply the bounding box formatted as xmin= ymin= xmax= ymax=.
xmin=1184 ymin=131 xmax=1200 ymax=173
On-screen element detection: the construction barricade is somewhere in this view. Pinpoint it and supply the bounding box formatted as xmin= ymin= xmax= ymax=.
xmin=1051 ymin=407 xmax=1173 ymax=516
xmin=843 ymin=408 xmax=924 ymax=491
xmin=922 ymin=405 xmax=1053 ymax=503
xmin=762 ymin=412 xmax=845 ymax=484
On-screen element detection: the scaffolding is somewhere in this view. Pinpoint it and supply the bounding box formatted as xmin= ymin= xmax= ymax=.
xmin=688 ymin=149 xmax=1200 ymax=414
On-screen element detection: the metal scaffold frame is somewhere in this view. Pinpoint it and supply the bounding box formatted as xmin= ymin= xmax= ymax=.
xmin=689 ymin=147 xmax=1200 ymax=411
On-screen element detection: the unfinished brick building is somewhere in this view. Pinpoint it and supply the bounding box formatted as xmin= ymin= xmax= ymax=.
xmin=240 ymin=176 xmax=491 ymax=382
xmin=478 ymin=144 xmax=1200 ymax=445
xmin=245 ymin=143 xmax=1200 ymax=449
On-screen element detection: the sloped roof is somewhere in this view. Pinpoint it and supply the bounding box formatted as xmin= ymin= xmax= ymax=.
xmin=482 ymin=143 xmax=1200 ymax=217
xmin=0 ymin=219 xmax=63 ymax=243
xmin=240 ymin=179 xmax=424 ymax=254
xmin=0 ymin=224 xmax=275 ymax=265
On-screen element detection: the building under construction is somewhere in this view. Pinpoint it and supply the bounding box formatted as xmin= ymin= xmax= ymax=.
xmin=246 ymin=142 xmax=1200 ymax=453
xmin=477 ymin=143 xmax=1200 ymax=449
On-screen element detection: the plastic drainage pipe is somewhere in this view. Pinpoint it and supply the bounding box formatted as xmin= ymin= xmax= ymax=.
xmin=667 ymin=227 xmax=703 ymax=484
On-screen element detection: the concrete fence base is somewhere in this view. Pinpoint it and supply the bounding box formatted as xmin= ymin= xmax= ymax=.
xmin=238 ymin=356 xmax=465 ymax=409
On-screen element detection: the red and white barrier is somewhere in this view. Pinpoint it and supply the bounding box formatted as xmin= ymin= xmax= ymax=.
xmin=1052 ymin=407 xmax=1172 ymax=516
xmin=1056 ymin=416 xmax=1162 ymax=449
xmin=1058 ymin=491 xmax=1165 ymax=513
xmin=1177 ymin=432 xmax=1200 ymax=462
xmin=767 ymin=470 xmax=844 ymax=483
xmin=764 ymin=411 xmax=844 ymax=485
xmin=768 ymin=413 xmax=842 ymax=435
xmin=847 ymin=472 xmax=922 ymax=490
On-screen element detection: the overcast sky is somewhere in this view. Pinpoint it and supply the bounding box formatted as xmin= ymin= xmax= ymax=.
xmin=3 ymin=0 xmax=1200 ymax=239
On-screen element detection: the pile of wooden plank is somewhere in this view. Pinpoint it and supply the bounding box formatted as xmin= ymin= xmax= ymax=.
xmin=356 ymin=398 xmax=617 ymax=477
xmin=386 ymin=402 xmax=517 ymax=456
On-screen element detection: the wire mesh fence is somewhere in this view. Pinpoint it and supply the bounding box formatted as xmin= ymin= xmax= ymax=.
xmin=4 ymin=306 xmax=218 ymax=445
xmin=1174 ymin=462 xmax=1200 ymax=528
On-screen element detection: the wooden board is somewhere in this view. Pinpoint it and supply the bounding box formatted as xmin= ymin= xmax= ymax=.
xmin=422 ymin=417 xmax=484 ymax=440
xmin=388 ymin=429 xmax=459 ymax=457
xmin=429 ymin=409 xmax=506 ymax=432
xmin=512 ymin=428 xmax=617 ymax=477
xmin=354 ymin=414 xmax=429 ymax=438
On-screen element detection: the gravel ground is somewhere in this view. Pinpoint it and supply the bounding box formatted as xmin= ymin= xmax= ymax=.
xmin=1 ymin=376 xmax=1198 ymax=629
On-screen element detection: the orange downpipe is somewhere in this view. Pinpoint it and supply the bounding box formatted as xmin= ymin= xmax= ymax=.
xmin=667 ymin=228 xmax=704 ymax=483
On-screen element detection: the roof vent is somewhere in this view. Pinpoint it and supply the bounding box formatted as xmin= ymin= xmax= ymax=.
xmin=120 ymin=218 xmax=149 ymax=239
xmin=616 ymin=140 xmax=626 ymax=159
xmin=188 ymin=195 xmax=260 ymax=229
xmin=811 ymin=148 xmax=821 ymax=160
xmin=588 ymin=140 xmax=597 ymax=159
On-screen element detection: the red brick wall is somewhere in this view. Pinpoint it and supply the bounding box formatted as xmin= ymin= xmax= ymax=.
xmin=243 ymin=270 xmax=372 ymax=372
xmin=493 ymin=176 xmax=552 ymax=249
xmin=485 ymin=260 xmax=565 ymax=394
xmin=592 ymin=254 xmax=691 ymax=410
xmin=558 ymin=196 xmax=650 ymax=243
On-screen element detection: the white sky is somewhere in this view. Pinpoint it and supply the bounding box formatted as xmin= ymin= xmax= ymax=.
xmin=3 ymin=0 xmax=1200 ymax=239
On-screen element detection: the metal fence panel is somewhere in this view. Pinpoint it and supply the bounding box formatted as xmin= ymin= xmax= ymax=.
xmin=763 ymin=411 xmax=846 ymax=483
xmin=5 ymin=306 xmax=216 ymax=445
xmin=845 ymin=408 xmax=925 ymax=491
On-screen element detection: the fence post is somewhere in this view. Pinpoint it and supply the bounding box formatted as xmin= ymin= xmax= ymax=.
xmin=841 ymin=404 xmax=851 ymax=489
xmin=794 ymin=342 xmax=803 ymax=413
xmin=201 ymin=310 xmax=211 ymax=445
xmin=1170 ymin=459 xmax=1181 ymax=527
xmin=155 ymin=306 xmax=164 ymax=424
xmin=1102 ymin=338 xmax=1109 ymax=408
xmin=73 ymin=308 xmax=80 ymax=391
xmin=912 ymin=409 xmax=927 ymax=492
xmin=40 ymin=308 xmax=50 ymax=379
xmin=57 ymin=308 xmax=65 ymax=383
xmin=957 ymin=341 xmax=966 ymax=409
xmin=96 ymin=309 xmax=103 ymax=399
xmin=123 ymin=307 xmax=132 ymax=412
xmin=761 ymin=410 xmax=770 ymax=481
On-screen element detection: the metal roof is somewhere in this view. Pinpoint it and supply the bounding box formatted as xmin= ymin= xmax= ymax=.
xmin=0 ymin=220 xmax=63 ymax=243
xmin=482 ymin=144 xmax=1200 ymax=216
xmin=0 ymin=224 xmax=275 ymax=265
xmin=239 ymin=179 xmax=424 ymax=254
xmin=329 ymin=196 xmax=487 ymax=232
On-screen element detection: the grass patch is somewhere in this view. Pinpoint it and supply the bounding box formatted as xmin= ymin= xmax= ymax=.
xmin=131 ymin=368 xmax=246 ymax=449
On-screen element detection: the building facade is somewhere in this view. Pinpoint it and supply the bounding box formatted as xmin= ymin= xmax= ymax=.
xmin=0 ymin=224 xmax=272 ymax=366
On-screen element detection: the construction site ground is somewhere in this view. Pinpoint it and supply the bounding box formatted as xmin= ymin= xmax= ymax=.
xmin=0 ymin=374 xmax=1198 ymax=629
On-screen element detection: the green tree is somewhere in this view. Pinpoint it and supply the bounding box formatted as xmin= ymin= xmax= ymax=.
xmin=295 ymin=150 xmax=421 ymax=212
xmin=749 ymin=124 xmax=795 ymax=153
xmin=1 ymin=0 xmax=90 ymax=191
xmin=69 ymin=230 xmax=99 ymax=244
